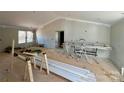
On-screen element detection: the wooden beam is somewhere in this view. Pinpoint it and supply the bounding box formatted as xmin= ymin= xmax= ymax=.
xmin=27 ymin=60 xmax=34 ymax=82
xmin=11 ymin=40 xmax=15 ymax=71
xmin=24 ymin=63 xmax=28 ymax=81
xmin=40 ymin=55 xmax=43 ymax=72
xmin=32 ymin=57 xmax=37 ymax=69
xmin=44 ymin=53 xmax=49 ymax=74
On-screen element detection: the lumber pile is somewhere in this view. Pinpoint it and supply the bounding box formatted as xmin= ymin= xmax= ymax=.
xmin=45 ymin=48 xmax=121 ymax=82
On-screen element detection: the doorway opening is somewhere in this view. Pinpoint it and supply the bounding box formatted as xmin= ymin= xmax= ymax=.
xmin=56 ymin=31 xmax=64 ymax=48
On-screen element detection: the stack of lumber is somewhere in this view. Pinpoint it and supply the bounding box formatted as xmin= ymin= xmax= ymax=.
xmin=21 ymin=47 xmax=121 ymax=82
xmin=45 ymin=48 xmax=121 ymax=82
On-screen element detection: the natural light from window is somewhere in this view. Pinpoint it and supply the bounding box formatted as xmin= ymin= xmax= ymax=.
xmin=27 ymin=31 xmax=33 ymax=43
xmin=18 ymin=31 xmax=26 ymax=44
xmin=18 ymin=30 xmax=33 ymax=44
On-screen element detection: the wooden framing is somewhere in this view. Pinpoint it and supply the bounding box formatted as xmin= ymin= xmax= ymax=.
xmin=32 ymin=57 xmax=37 ymax=69
xmin=43 ymin=53 xmax=49 ymax=74
xmin=11 ymin=40 xmax=34 ymax=82
xmin=23 ymin=52 xmax=50 ymax=75
xmin=24 ymin=59 xmax=34 ymax=82
xmin=24 ymin=62 xmax=28 ymax=81
xmin=11 ymin=40 xmax=15 ymax=71
xmin=11 ymin=39 xmax=49 ymax=81
xmin=27 ymin=60 xmax=34 ymax=82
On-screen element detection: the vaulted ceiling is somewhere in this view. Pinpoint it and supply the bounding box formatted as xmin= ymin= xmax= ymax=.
xmin=0 ymin=11 xmax=123 ymax=29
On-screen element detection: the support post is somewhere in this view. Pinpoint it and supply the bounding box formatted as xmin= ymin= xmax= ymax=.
xmin=27 ymin=60 xmax=34 ymax=82
xmin=11 ymin=40 xmax=15 ymax=71
xmin=44 ymin=53 xmax=49 ymax=74
xmin=33 ymin=57 xmax=37 ymax=69
xmin=24 ymin=63 xmax=28 ymax=81
xmin=40 ymin=55 xmax=43 ymax=72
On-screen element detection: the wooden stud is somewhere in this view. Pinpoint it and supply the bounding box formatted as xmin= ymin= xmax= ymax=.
xmin=11 ymin=40 xmax=15 ymax=71
xmin=121 ymin=67 xmax=124 ymax=76
xmin=44 ymin=53 xmax=49 ymax=74
xmin=33 ymin=57 xmax=37 ymax=69
xmin=27 ymin=60 xmax=34 ymax=82
xmin=24 ymin=63 xmax=28 ymax=81
xmin=40 ymin=56 xmax=43 ymax=72
xmin=12 ymin=40 xmax=15 ymax=56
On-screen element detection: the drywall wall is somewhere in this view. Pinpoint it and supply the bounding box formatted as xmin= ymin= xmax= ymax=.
xmin=37 ymin=19 xmax=111 ymax=48
xmin=64 ymin=20 xmax=110 ymax=44
xmin=0 ymin=31 xmax=3 ymax=51
xmin=0 ymin=27 xmax=35 ymax=52
xmin=111 ymin=19 xmax=124 ymax=69
xmin=0 ymin=28 xmax=18 ymax=52
xmin=36 ymin=19 xmax=65 ymax=48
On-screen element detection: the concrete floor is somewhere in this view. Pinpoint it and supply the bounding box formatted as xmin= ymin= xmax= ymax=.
xmin=0 ymin=53 xmax=69 ymax=82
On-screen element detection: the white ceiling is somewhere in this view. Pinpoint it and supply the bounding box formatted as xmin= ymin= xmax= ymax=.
xmin=0 ymin=11 xmax=123 ymax=29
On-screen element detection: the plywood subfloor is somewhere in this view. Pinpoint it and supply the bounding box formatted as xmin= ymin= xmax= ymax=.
xmin=0 ymin=53 xmax=69 ymax=82
xmin=0 ymin=47 xmax=121 ymax=82
xmin=43 ymin=48 xmax=121 ymax=82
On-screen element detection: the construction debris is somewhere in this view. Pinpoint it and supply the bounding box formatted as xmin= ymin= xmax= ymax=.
xmin=44 ymin=48 xmax=121 ymax=82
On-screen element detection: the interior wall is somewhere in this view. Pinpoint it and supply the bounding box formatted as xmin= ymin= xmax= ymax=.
xmin=36 ymin=19 xmax=65 ymax=48
xmin=37 ymin=19 xmax=111 ymax=48
xmin=111 ymin=19 xmax=124 ymax=69
xmin=64 ymin=20 xmax=110 ymax=44
xmin=0 ymin=27 xmax=34 ymax=52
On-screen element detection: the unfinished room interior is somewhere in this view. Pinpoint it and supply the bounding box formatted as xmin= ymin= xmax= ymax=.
xmin=0 ymin=11 xmax=124 ymax=82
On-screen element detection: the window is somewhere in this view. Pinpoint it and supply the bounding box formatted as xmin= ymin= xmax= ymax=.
xmin=18 ymin=30 xmax=33 ymax=44
xmin=18 ymin=31 xmax=26 ymax=43
xmin=27 ymin=31 xmax=33 ymax=43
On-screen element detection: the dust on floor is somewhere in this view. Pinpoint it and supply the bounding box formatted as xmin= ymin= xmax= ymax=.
xmin=0 ymin=53 xmax=69 ymax=82
xmin=0 ymin=47 xmax=121 ymax=82
xmin=44 ymin=48 xmax=121 ymax=82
